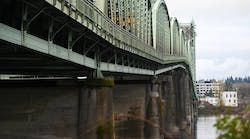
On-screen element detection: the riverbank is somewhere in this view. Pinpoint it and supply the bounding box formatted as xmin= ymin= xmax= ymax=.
xmin=198 ymin=102 xmax=244 ymax=116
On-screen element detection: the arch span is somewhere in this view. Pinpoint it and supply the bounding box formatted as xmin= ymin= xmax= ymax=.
xmin=171 ymin=17 xmax=180 ymax=55
xmin=179 ymin=29 xmax=185 ymax=56
xmin=152 ymin=0 xmax=171 ymax=55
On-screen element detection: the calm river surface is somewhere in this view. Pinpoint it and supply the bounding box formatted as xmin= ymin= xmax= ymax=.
xmin=197 ymin=116 xmax=218 ymax=139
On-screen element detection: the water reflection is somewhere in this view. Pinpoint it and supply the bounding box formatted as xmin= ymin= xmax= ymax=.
xmin=197 ymin=116 xmax=218 ymax=139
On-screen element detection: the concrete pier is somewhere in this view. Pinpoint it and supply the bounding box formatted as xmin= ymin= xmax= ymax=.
xmin=113 ymin=84 xmax=146 ymax=139
xmin=0 ymin=69 xmax=197 ymax=139
xmin=145 ymin=77 xmax=161 ymax=139
xmin=0 ymin=78 xmax=114 ymax=139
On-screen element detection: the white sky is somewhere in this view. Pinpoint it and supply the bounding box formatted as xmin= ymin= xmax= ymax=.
xmin=165 ymin=0 xmax=250 ymax=80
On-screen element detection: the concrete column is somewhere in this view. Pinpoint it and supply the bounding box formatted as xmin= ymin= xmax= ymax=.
xmin=179 ymin=72 xmax=193 ymax=139
xmin=192 ymin=80 xmax=199 ymax=139
xmin=113 ymin=84 xmax=147 ymax=139
xmin=160 ymin=71 xmax=197 ymax=139
xmin=96 ymin=87 xmax=114 ymax=139
xmin=188 ymin=78 xmax=194 ymax=137
xmin=80 ymin=77 xmax=115 ymax=139
xmin=173 ymin=70 xmax=189 ymax=139
xmin=184 ymin=74 xmax=192 ymax=135
xmin=80 ymin=88 xmax=97 ymax=139
xmin=161 ymin=74 xmax=178 ymax=139
xmin=193 ymin=100 xmax=198 ymax=139
xmin=173 ymin=71 xmax=181 ymax=127
xmin=181 ymin=72 xmax=187 ymax=121
xmin=145 ymin=77 xmax=161 ymax=139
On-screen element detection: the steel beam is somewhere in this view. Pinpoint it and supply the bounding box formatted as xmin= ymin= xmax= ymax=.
xmin=25 ymin=6 xmax=47 ymax=30
xmin=70 ymin=29 xmax=87 ymax=49
xmin=50 ymin=19 xmax=70 ymax=41
xmin=84 ymin=40 xmax=99 ymax=55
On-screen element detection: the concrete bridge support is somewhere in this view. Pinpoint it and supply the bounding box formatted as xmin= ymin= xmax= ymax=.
xmin=174 ymin=71 xmax=194 ymax=139
xmin=145 ymin=78 xmax=161 ymax=139
xmin=113 ymin=78 xmax=162 ymax=139
xmin=0 ymin=70 xmax=197 ymax=139
xmin=160 ymin=74 xmax=178 ymax=139
xmin=0 ymin=78 xmax=114 ymax=139
xmin=113 ymin=70 xmax=197 ymax=139
xmin=79 ymin=78 xmax=114 ymax=139
xmin=113 ymin=83 xmax=147 ymax=139
xmin=159 ymin=70 xmax=196 ymax=139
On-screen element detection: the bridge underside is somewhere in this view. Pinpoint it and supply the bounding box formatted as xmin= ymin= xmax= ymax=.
xmin=0 ymin=40 xmax=89 ymax=76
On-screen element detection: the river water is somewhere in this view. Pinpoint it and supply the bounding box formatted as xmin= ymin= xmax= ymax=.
xmin=196 ymin=116 xmax=218 ymax=139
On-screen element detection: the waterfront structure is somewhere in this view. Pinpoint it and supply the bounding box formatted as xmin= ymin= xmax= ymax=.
xmin=221 ymin=91 xmax=238 ymax=107
xmin=196 ymin=80 xmax=223 ymax=106
xmin=205 ymin=97 xmax=219 ymax=106
xmin=196 ymin=80 xmax=223 ymax=99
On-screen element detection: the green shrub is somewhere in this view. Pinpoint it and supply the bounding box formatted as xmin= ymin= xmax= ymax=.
xmin=214 ymin=106 xmax=250 ymax=139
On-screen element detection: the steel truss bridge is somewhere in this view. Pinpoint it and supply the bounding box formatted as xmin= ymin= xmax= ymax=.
xmin=0 ymin=0 xmax=195 ymax=78
xmin=0 ymin=0 xmax=198 ymax=139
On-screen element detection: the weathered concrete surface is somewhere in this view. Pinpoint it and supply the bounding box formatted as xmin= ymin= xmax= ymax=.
xmin=160 ymin=75 xmax=178 ymax=139
xmin=113 ymin=84 xmax=146 ymax=139
xmin=0 ymin=86 xmax=79 ymax=139
xmin=0 ymin=79 xmax=114 ymax=139
xmin=113 ymin=80 xmax=163 ymax=139
xmin=145 ymin=79 xmax=161 ymax=139
xmin=159 ymin=71 xmax=197 ymax=139
xmin=0 ymin=70 xmax=198 ymax=139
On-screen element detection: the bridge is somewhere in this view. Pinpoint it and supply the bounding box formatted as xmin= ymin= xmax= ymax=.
xmin=0 ymin=0 xmax=198 ymax=139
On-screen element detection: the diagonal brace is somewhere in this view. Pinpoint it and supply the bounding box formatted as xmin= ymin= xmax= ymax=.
xmin=50 ymin=19 xmax=70 ymax=40
xmin=107 ymin=55 xmax=115 ymax=63
xmin=70 ymin=29 xmax=87 ymax=49
xmin=25 ymin=6 xmax=47 ymax=30
xmin=84 ymin=40 xmax=99 ymax=55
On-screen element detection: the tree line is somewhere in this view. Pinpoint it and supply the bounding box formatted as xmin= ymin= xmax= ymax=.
xmin=225 ymin=76 xmax=250 ymax=83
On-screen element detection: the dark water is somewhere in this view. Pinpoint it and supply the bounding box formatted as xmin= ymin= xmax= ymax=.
xmin=197 ymin=116 xmax=218 ymax=139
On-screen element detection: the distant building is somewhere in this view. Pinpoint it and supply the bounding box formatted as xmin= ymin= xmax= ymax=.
xmin=205 ymin=97 xmax=219 ymax=106
xmin=196 ymin=80 xmax=223 ymax=99
xmin=221 ymin=91 xmax=238 ymax=107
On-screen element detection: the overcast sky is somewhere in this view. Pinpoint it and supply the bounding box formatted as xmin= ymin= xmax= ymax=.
xmin=165 ymin=0 xmax=250 ymax=80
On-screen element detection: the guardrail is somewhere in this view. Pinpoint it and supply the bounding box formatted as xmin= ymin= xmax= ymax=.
xmin=76 ymin=0 xmax=159 ymax=58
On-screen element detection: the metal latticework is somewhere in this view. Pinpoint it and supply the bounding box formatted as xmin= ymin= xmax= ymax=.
xmin=155 ymin=4 xmax=170 ymax=55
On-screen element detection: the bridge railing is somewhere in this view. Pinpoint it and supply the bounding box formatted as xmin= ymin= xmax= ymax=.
xmin=73 ymin=0 xmax=162 ymax=60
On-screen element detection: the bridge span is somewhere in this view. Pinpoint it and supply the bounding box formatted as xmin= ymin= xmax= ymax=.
xmin=0 ymin=0 xmax=198 ymax=139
